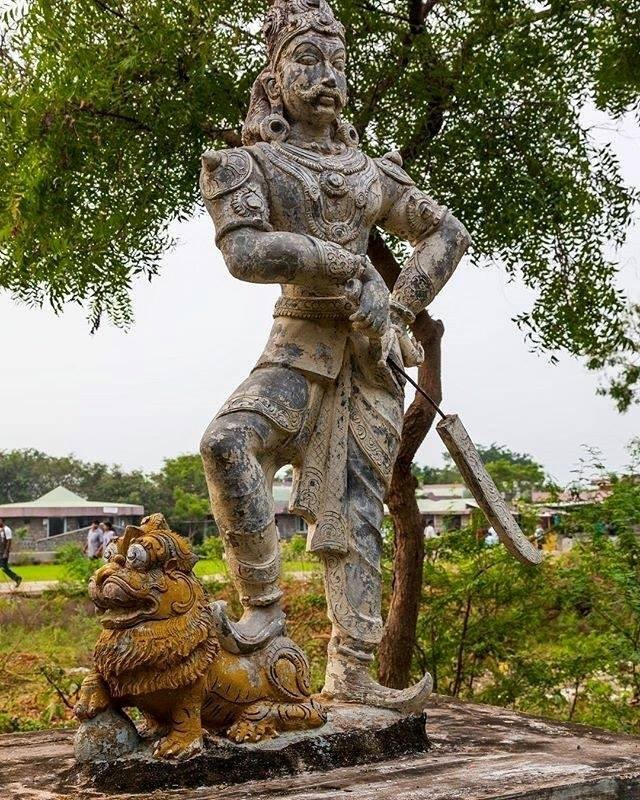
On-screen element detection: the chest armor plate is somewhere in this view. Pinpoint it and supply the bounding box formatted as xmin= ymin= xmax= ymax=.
xmin=254 ymin=142 xmax=382 ymax=251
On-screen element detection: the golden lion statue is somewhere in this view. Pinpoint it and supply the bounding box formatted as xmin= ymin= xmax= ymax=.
xmin=74 ymin=514 xmax=326 ymax=759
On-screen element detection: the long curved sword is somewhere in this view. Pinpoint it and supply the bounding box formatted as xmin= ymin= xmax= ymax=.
xmin=387 ymin=359 xmax=542 ymax=566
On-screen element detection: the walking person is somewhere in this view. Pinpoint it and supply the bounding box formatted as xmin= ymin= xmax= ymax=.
xmin=0 ymin=518 xmax=22 ymax=588
xmin=85 ymin=520 xmax=103 ymax=560
xmin=485 ymin=526 xmax=499 ymax=546
xmin=101 ymin=521 xmax=117 ymax=548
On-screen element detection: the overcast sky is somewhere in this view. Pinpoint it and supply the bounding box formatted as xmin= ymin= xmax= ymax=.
xmin=1 ymin=111 xmax=638 ymax=485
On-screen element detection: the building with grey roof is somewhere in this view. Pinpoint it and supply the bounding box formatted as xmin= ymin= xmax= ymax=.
xmin=0 ymin=485 xmax=144 ymax=550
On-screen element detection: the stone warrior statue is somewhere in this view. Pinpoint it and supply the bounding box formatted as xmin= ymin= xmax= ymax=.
xmin=199 ymin=0 xmax=470 ymax=712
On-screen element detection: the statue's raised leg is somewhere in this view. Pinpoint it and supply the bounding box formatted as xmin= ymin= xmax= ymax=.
xmin=200 ymin=367 xmax=309 ymax=652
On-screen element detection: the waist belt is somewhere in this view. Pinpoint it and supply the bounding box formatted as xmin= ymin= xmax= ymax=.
xmin=273 ymin=295 xmax=353 ymax=321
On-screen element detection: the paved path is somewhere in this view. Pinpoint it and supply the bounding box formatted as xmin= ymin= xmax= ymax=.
xmin=0 ymin=580 xmax=59 ymax=595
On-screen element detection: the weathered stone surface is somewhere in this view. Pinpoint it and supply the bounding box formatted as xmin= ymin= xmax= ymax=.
xmin=68 ymin=703 xmax=428 ymax=793
xmin=196 ymin=0 xmax=471 ymax=714
xmin=73 ymin=708 xmax=140 ymax=764
xmin=5 ymin=697 xmax=640 ymax=799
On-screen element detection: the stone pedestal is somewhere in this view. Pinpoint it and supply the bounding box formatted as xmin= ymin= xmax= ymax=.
xmin=70 ymin=703 xmax=429 ymax=793
xmin=5 ymin=696 xmax=640 ymax=799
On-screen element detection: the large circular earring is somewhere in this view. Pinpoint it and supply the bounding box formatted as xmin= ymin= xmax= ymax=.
xmin=335 ymin=118 xmax=359 ymax=148
xmin=260 ymin=113 xmax=290 ymax=143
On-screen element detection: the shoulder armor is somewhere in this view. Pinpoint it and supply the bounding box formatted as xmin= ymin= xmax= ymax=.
xmin=200 ymin=147 xmax=254 ymax=201
xmin=375 ymin=151 xmax=414 ymax=186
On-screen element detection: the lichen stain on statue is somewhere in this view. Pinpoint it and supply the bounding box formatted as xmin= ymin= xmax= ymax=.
xmin=74 ymin=514 xmax=325 ymax=762
xmin=198 ymin=0 xmax=470 ymax=717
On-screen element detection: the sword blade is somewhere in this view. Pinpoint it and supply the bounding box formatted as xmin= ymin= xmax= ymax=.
xmin=388 ymin=358 xmax=542 ymax=566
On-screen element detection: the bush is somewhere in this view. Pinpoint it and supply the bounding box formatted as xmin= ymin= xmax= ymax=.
xmin=281 ymin=534 xmax=318 ymax=569
xmin=196 ymin=534 xmax=225 ymax=562
xmin=55 ymin=544 xmax=96 ymax=588
xmin=412 ymin=524 xmax=640 ymax=734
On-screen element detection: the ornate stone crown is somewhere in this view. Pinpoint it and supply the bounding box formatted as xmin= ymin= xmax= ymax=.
xmin=264 ymin=0 xmax=346 ymax=66
xmin=242 ymin=0 xmax=352 ymax=146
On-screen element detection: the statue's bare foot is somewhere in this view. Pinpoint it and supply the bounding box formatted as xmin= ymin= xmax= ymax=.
xmin=211 ymin=601 xmax=285 ymax=654
xmin=227 ymin=719 xmax=278 ymax=743
xmin=323 ymin=652 xmax=433 ymax=714
xmin=153 ymin=730 xmax=203 ymax=760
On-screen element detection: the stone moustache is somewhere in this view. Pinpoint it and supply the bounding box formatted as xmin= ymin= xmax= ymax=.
xmin=198 ymin=0 xmax=471 ymax=712
xmin=74 ymin=514 xmax=326 ymax=759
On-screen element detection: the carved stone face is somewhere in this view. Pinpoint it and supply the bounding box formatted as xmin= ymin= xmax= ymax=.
xmin=275 ymin=32 xmax=347 ymax=127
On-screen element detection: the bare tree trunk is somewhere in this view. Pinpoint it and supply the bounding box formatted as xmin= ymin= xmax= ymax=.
xmin=451 ymin=593 xmax=472 ymax=697
xmin=367 ymin=231 xmax=445 ymax=690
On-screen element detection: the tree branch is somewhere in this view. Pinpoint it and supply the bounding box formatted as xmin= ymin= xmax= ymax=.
xmin=91 ymin=0 xmax=141 ymax=30
xmin=354 ymin=0 xmax=443 ymax=136
xmin=452 ymin=0 xmax=597 ymax=73
xmin=200 ymin=124 xmax=242 ymax=148
xmin=73 ymin=103 xmax=152 ymax=132
xmin=40 ymin=667 xmax=75 ymax=710
xmin=355 ymin=1 xmax=411 ymax=25
xmin=399 ymin=94 xmax=449 ymax=165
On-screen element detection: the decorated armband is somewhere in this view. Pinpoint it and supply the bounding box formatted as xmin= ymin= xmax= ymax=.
xmin=200 ymin=148 xmax=272 ymax=243
xmin=390 ymin=251 xmax=436 ymax=318
xmin=376 ymin=151 xmax=448 ymax=243
xmin=313 ymin=239 xmax=366 ymax=283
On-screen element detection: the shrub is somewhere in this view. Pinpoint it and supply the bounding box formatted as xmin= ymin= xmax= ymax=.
xmin=196 ymin=534 xmax=225 ymax=562
xmin=55 ymin=544 xmax=96 ymax=589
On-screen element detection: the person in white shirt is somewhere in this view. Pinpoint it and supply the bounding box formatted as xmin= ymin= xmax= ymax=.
xmin=0 ymin=518 xmax=22 ymax=587
xmin=485 ymin=526 xmax=499 ymax=546
xmin=102 ymin=521 xmax=117 ymax=548
xmin=85 ymin=520 xmax=104 ymax=559
xmin=424 ymin=519 xmax=437 ymax=539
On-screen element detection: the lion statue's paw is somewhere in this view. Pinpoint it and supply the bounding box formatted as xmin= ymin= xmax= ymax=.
xmin=153 ymin=731 xmax=203 ymax=760
xmin=138 ymin=715 xmax=170 ymax=740
xmin=227 ymin=719 xmax=279 ymax=744
xmin=74 ymin=675 xmax=111 ymax=721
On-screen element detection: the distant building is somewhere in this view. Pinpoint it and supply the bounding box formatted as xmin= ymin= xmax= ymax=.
xmin=271 ymin=481 xmax=481 ymax=538
xmin=416 ymin=483 xmax=479 ymax=532
xmin=273 ymin=482 xmax=307 ymax=539
xmin=417 ymin=496 xmax=480 ymax=533
xmin=419 ymin=483 xmax=472 ymax=500
xmin=0 ymin=486 xmax=144 ymax=549
xmin=533 ymin=478 xmax=617 ymax=532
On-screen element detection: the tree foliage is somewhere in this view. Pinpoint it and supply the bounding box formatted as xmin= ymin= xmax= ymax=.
xmin=414 ymin=442 xmax=546 ymax=498
xmin=0 ymin=0 xmax=638 ymax=399
xmin=592 ymin=303 xmax=640 ymax=411
xmin=415 ymin=520 xmax=640 ymax=733
xmin=0 ymin=448 xmax=210 ymax=529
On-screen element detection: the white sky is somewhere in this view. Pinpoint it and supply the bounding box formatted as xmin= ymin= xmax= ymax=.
xmin=0 ymin=112 xmax=638 ymax=484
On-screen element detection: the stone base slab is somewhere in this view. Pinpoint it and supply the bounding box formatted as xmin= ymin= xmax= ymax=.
xmin=67 ymin=703 xmax=429 ymax=793
xmin=4 ymin=696 xmax=640 ymax=799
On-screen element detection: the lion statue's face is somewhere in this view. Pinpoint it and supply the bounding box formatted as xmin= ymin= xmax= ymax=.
xmin=89 ymin=514 xmax=202 ymax=630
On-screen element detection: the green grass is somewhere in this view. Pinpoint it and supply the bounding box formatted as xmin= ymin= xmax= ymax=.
xmin=2 ymin=557 xmax=319 ymax=584
xmin=194 ymin=558 xmax=226 ymax=576
xmin=0 ymin=564 xmax=64 ymax=582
